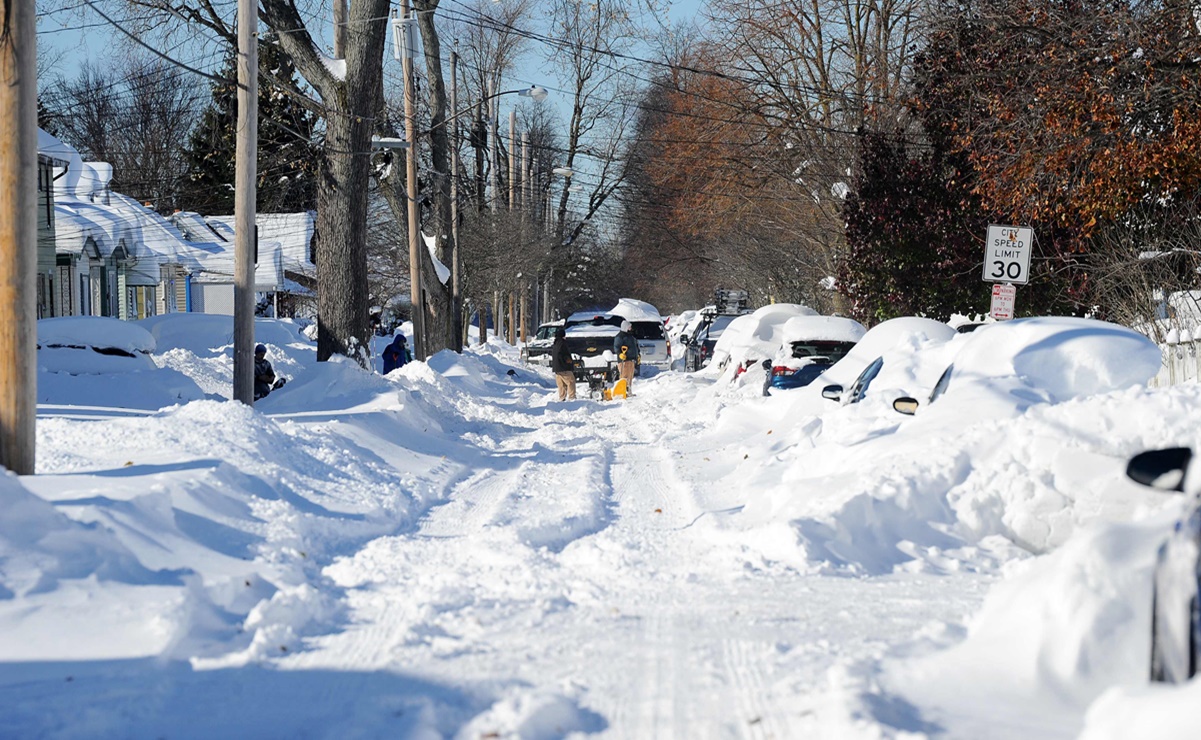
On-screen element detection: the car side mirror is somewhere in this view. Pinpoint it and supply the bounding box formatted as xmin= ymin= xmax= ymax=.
xmin=1126 ymin=447 xmax=1192 ymax=492
xmin=893 ymin=397 xmax=919 ymax=415
xmin=821 ymin=384 xmax=843 ymax=401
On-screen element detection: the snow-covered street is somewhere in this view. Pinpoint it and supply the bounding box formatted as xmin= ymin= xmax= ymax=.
xmin=3 ymin=317 xmax=1199 ymax=738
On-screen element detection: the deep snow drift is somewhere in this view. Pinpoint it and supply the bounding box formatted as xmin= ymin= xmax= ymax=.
xmin=1 ymin=313 xmax=1197 ymax=739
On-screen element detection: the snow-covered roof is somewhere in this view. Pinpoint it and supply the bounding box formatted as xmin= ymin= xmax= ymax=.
xmin=209 ymin=212 xmax=315 ymax=274
xmin=37 ymin=129 xmax=74 ymax=165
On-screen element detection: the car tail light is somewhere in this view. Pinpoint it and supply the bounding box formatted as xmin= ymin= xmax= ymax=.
xmin=772 ymin=366 xmax=792 ymax=377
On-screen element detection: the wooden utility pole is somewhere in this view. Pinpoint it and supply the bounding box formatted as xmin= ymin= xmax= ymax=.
xmin=449 ymin=51 xmax=462 ymax=351
xmin=520 ymin=290 xmax=527 ymax=344
xmin=488 ymin=80 xmax=499 ymax=213
xmin=333 ymin=0 xmax=348 ymax=58
xmin=508 ymin=292 xmax=516 ymax=344
xmin=401 ymin=0 xmax=426 ymax=360
xmin=0 ymin=0 xmax=37 ymax=474
xmin=233 ymin=0 xmax=258 ymax=405
xmin=508 ymin=109 xmax=517 ymax=210
xmin=521 ymin=132 xmax=530 ymax=212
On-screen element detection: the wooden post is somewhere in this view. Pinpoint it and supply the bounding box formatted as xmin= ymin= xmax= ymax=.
xmin=0 ymin=0 xmax=37 ymax=473
xmin=402 ymin=0 xmax=426 ymax=360
xmin=233 ymin=0 xmax=258 ymax=405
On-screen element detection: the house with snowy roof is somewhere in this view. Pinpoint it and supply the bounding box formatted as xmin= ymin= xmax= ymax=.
xmin=37 ymin=128 xmax=317 ymax=321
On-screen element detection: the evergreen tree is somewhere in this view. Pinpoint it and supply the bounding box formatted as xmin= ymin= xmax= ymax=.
xmin=177 ymin=32 xmax=319 ymax=215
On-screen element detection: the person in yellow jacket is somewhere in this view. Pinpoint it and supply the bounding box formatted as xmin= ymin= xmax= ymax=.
xmin=612 ymin=320 xmax=639 ymax=396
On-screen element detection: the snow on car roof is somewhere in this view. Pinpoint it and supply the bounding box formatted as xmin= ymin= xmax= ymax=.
xmin=941 ymin=316 xmax=1160 ymax=404
xmin=609 ymin=298 xmax=663 ymax=321
xmin=780 ymin=316 xmax=867 ymax=344
xmin=813 ymin=316 xmax=957 ymax=391
xmin=37 ymin=316 xmax=156 ymax=354
xmin=712 ymin=303 xmax=819 ymax=369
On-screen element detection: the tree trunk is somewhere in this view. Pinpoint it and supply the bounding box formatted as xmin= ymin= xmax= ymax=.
xmin=412 ymin=0 xmax=455 ymax=355
xmin=261 ymin=0 xmax=390 ymax=365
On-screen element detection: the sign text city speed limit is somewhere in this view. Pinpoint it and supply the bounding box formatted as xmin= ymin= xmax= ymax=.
xmin=983 ymin=224 xmax=1033 ymax=285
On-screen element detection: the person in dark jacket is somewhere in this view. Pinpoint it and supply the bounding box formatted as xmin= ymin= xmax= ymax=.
xmin=613 ymin=320 xmax=640 ymax=395
xmin=254 ymin=344 xmax=278 ymax=400
xmin=551 ymin=327 xmax=576 ymax=401
xmin=382 ymin=334 xmax=411 ymax=374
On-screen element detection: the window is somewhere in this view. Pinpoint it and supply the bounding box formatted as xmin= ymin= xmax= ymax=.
xmin=630 ymin=321 xmax=664 ymax=340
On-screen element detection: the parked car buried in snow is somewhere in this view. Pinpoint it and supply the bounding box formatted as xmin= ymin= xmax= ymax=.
xmin=815 ymin=317 xmax=957 ymax=408
xmin=769 ymin=316 xmax=866 ymax=391
xmin=888 ymin=317 xmax=1162 ymax=419
xmin=521 ymin=320 xmax=563 ymax=367
xmin=1125 ymin=447 xmax=1201 ymax=684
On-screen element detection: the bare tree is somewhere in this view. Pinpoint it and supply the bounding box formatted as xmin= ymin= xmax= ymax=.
xmin=547 ymin=0 xmax=639 ymax=249
xmin=46 ymin=57 xmax=199 ymax=211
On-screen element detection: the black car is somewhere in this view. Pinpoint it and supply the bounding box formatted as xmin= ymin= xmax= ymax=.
xmin=1124 ymin=447 xmax=1201 ymax=683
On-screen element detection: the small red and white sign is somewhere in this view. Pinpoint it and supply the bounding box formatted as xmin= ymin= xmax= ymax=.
xmin=990 ymin=283 xmax=1016 ymax=320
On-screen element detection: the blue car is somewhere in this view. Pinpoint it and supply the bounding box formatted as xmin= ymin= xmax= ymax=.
xmin=769 ymin=340 xmax=859 ymax=390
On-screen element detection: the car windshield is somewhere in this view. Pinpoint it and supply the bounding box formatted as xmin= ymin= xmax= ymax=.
xmin=790 ymin=340 xmax=856 ymax=363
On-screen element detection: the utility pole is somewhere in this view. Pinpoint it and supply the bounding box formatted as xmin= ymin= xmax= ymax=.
xmin=450 ymin=51 xmax=462 ymax=352
xmin=401 ymin=0 xmax=426 ymax=360
xmin=233 ymin=0 xmax=258 ymax=405
xmin=0 ymin=0 xmax=36 ymax=474
xmin=333 ymin=0 xmax=347 ymax=58
xmin=508 ymin=109 xmax=517 ymax=210
xmin=488 ymin=80 xmax=499 ymax=213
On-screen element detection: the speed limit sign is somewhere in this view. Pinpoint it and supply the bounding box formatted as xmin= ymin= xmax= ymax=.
xmin=983 ymin=224 xmax=1033 ymax=284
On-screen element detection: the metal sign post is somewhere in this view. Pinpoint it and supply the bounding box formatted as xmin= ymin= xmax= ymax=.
xmin=983 ymin=224 xmax=1033 ymax=320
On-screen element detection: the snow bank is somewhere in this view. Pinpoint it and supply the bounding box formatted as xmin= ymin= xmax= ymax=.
xmin=0 ymin=472 xmax=167 ymax=599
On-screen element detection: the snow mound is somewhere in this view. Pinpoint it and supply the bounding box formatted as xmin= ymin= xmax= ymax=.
xmin=0 ymin=471 xmax=170 ymax=598
xmin=256 ymin=355 xmax=399 ymax=414
xmin=460 ymin=690 xmax=605 ymax=738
